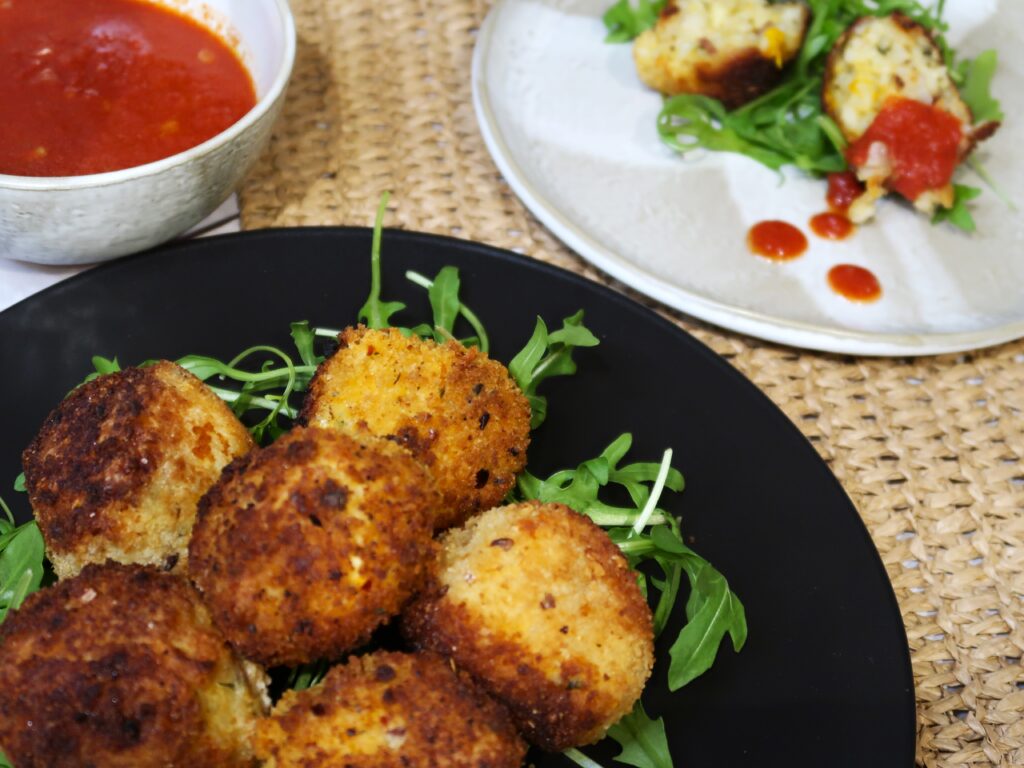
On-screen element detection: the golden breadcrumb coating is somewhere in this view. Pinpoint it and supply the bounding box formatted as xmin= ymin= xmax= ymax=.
xmin=302 ymin=326 xmax=531 ymax=530
xmin=823 ymin=13 xmax=999 ymax=222
xmin=21 ymin=361 xmax=254 ymax=580
xmin=634 ymin=0 xmax=809 ymax=109
xmin=255 ymin=651 xmax=527 ymax=767
xmin=402 ymin=501 xmax=654 ymax=751
xmin=0 ymin=563 xmax=267 ymax=768
xmin=188 ymin=426 xmax=437 ymax=667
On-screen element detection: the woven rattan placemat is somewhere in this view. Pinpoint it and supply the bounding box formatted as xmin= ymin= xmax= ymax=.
xmin=239 ymin=0 xmax=1024 ymax=763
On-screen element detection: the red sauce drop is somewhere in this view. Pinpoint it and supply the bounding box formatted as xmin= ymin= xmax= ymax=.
xmin=846 ymin=97 xmax=962 ymax=202
xmin=0 ymin=0 xmax=256 ymax=176
xmin=810 ymin=212 xmax=855 ymax=241
xmin=826 ymin=171 xmax=864 ymax=212
xmin=828 ymin=264 xmax=882 ymax=303
xmin=747 ymin=220 xmax=808 ymax=261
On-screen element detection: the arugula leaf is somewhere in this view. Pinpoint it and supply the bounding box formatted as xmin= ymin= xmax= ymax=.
xmin=562 ymin=694 xmax=676 ymax=768
xmin=91 ymin=355 xmax=122 ymax=376
xmin=606 ymin=702 xmax=674 ymax=768
xmin=13 ymin=474 xmax=25 ymax=493
xmin=0 ymin=749 xmax=10 ymax=768
xmin=175 ymin=345 xmax=316 ymax=443
xmin=966 ymin=157 xmax=1017 ymax=212
xmin=669 ymin=555 xmax=747 ymax=688
xmin=658 ymin=83 xmax=848 ymax=175
xmin=932 ymin=184 xmax=981 ymax=233
xmin=0 ymin=522 xmax=44 ymax=624
xmin=518 ymin=433 xmax=681 ymax=528
xmin=602 ymin=0 xmax=666 ymax=43
xmin=357 ymin=192 xmax=406 ymax=329
xmin=81 ymin=355 xmax=122 ymax=385
xmin=290 ymin=321 xmax=323 ymax=367
xmin=287 ymin=659 xmax=330 ymax=691
xmin=509 ymin=312 xmax=599 ymax=428
xmin=404 ymin=269 xmax=491 ymax=353
xmin=426 ymin=266 xmax=461 ymax=342
xmin=958 ymin=49 xmax=1003 ymax=124
xmin=638 ymin=526 xmax=748 ymax=689
xmin=0 ymin=494 xmax=45 ymax=626
xmin=564 ymin=749 xmax=606 ymax=768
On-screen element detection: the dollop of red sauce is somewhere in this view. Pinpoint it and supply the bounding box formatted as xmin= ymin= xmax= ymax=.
xmin=0 ymin=0 xmax=256 ymax=176
xmin=747 ymin=220 xmax=808 ymax=261
xmin=846 ymin=97 xmax=962 ymax=202
xmin=828 ymin=264 xmax=881 ymax=303
xmin=810 ymin=212 xmax=855 ymax=241
xmin=826 ymin=171 xmax=864 ymax=213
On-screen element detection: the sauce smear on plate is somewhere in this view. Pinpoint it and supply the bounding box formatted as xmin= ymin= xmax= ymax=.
xmin=747 ymin=220 xmax=808 ymax=261
xmin=828 ymin=264 xmax=881 ymax=302
xmin=0 ymin=0 xmax=256 ymax=176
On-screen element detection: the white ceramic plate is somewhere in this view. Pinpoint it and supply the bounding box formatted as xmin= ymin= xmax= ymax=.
xmin=472 ymin=0 xmax=1024 ymax=356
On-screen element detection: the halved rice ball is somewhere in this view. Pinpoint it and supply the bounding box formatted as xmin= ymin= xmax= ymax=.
xmin=634 ymin=0 xmax=809 ymax=108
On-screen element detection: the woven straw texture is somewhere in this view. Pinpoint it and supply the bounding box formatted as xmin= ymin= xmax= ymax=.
xmin=239 ymin=1 xmax=1024 ymax=764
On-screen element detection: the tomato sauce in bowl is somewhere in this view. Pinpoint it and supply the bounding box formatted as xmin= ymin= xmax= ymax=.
xmin=0 ymin=0 xmax=256 ymax=177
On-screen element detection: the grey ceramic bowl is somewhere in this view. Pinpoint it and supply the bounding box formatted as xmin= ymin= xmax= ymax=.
xmin=0 ymin=0 xmax=296 ymax=265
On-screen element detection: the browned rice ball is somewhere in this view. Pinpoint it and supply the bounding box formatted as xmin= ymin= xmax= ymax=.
xmin=0 ymin=562 xmax=267 ymax=768
xmin=633 ymin=0 xmax=810 ymax=109
xmin=402 ymin=501 xmax=654 ymax=752
xmin=301 ymin=326 xmax=531 ymax=529
xmin=21 ymin=360 xmax=254 ymax=580
xmin=188 ymin=425 xmax=437 ymax=667
xmin=255 ymin=651 xmax=527 ymax=767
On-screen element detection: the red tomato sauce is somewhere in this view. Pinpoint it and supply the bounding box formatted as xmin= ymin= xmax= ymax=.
xmin=0 ymin=0 xmax=256 ymax=176
xmin=828 ymin=264 xmax=881 ymax=303
xmin=826 ymin=171 xmax=863 ymax=213
xmin=810 ymin=212 xmax=855 ymax=241
xmin=747 ymin=220 xmax=808 ymax=261
xmin=846 ymin=97 xmax=962 ymax=202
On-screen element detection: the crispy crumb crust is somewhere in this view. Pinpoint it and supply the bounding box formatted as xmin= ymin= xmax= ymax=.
xmin=0 ymin=563 xmax=266 ymax=768
xmin=402 ymin=502 xmax=654 ymax=751
xmin=255 ymin=651 xmax=527 ymax=767
xmin=633 ymin=0 xmax=810 ymax=109
xmin=301 ymin=326 xmax=531 ymax=530
xmin=21 ymin=361 xmax=254 ymax=579
xmin=188 ymin=426 xmax=437 ymax=667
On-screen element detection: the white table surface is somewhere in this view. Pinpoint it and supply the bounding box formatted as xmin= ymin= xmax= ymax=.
xmin=0 ymin=195 xmax=241 ymax=314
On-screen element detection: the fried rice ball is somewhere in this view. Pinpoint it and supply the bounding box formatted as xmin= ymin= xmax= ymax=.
xmin=402 ymin=501 xmax=654 ymax=752
xmin=0 ymin=562 xmax=268 ymax=768
xmin=21 ymin=360 xmax=254 ymax=580
xmin=255 ymin=651 xmax=527 ymax=767
xmin=301 ymin=326 xmax=531 ymax=530
xmin=633 ymin=0 xmax=809 ymax=109
xmin=188 ymin=426 xmax=437 ymax=667
xmin=823 ymin=13 xmax=1000 ymax=222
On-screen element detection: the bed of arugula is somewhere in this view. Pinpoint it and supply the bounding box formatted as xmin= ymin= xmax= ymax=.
xmin=602 ymin=0 xmax=1006 ymax=232
xmin=0 ymin=195 xmax=745 ymax=768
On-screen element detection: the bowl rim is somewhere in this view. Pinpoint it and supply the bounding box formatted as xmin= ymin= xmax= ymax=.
xmin=0 ymin=0 xmax=297 ymax=192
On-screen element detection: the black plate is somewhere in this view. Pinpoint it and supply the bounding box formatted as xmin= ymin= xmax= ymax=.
xmin=0 ymin=228 xmax=915 ymax=766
